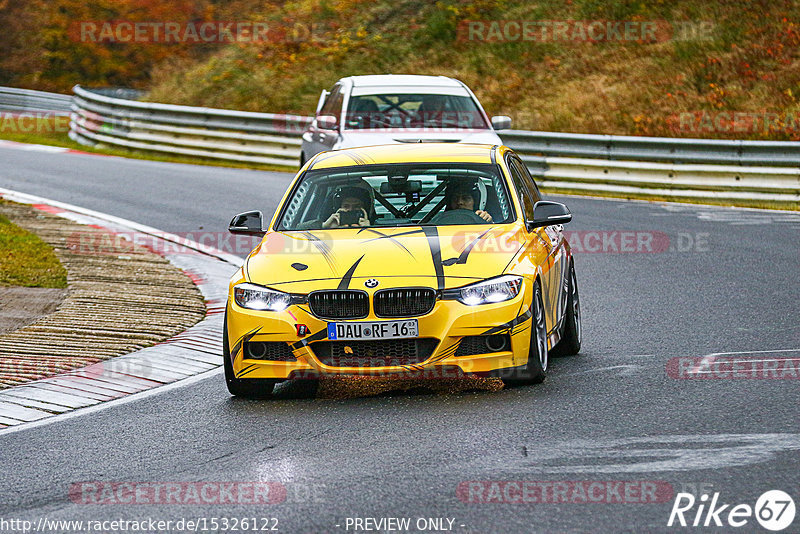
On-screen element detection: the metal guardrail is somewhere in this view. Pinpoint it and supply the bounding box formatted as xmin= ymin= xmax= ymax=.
xmin=501 ymin=130 xmax=800 ymax=167
xmin=0 ymin=86 xmax=72 ymax=114
xmin=538 ymin=157 xmax=800 ymax=203
xmin=60 ymin=85 xmax=800 ymax=204
xmin=70 ymin=85 xmax=311 ymax=167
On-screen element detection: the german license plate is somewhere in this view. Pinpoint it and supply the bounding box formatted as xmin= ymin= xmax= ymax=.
xmin=327 ymin=320 xmax=418 ymax=340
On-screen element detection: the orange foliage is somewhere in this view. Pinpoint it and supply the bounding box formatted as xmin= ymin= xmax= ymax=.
xmin=1 ymin=0 xmax=211 ymax=91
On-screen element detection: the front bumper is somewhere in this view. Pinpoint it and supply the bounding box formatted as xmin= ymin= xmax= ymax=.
xmin=226 ymin=283 xmax=535 ymax=380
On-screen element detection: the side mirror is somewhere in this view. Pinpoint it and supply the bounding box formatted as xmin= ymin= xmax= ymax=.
xmin=491 ymin=115 xmax=512 ymax=130
xmin=229 ymin=210 xmax=265 ymax=236
xmin=316 ymin=114 xmax=338 ymax=130
xmin=527 ymin=201 xmax=572 ymax=230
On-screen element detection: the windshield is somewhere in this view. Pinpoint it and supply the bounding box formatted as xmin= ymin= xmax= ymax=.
xmin=344 ymin=94 xmax=489 ymax=130
xmin=277 ymin=163 xmax=515 ymax=231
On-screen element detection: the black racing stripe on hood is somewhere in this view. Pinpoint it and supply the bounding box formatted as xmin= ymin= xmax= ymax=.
xmin=299 ymin=231 xmax=338 ymax=274
xmin=442 ymin=227 xmax=494 ymax=266
xmin=422 ymin=226 xmax=445 ymax=291
xmin=384 ymin=228 xmax=426 ymax=238
xmin=337 ymin=255 xmax=365 ymax=289
xmin=361 ymin=229 xmax=414 ymax=256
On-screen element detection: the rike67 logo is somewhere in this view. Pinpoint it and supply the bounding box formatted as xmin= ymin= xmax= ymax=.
xmin=668 ymin=490 xmax=796 ymax=531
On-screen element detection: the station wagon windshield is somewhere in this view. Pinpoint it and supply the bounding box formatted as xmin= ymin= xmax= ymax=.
xmin=276 ymin=163 xmax=515 ymax=231
xmin=345 ymin=94 xmax=489 ymax=130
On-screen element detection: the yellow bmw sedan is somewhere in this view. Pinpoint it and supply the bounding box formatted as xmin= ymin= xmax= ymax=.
xmin=224 ymin=143 xmax=581 ymax=397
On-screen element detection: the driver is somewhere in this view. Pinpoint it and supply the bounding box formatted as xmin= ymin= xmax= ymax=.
xmin=322 ymin=185 xmax=372 ymax=228
xmin=445 ymin=180 xmax=492 ymax=222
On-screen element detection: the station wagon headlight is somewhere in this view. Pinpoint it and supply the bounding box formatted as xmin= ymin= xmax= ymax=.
xmin=450 ymin=275 xmax=523 ymax=306
xmin=234 ymin=283 xmax=292 ymax=311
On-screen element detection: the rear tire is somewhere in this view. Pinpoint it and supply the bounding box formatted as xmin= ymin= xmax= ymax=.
xmin=551 ymin=262 xmax=581 ymax=357
xmin=503 ymin=280 xmax=548 ymax=385
xmin=223 ymin=312 xmax=279 ymax=398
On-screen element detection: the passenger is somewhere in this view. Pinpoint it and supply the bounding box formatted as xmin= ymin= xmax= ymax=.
xmin=321 ymin=185 xmax=372 ymax=228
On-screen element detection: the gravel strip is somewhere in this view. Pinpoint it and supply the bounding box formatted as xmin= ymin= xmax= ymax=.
xmin=0 ymin=201 xmax=207 ymax=389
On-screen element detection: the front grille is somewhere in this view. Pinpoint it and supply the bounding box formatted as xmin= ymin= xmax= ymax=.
xmin=454 ymin=334 xmax=511 ymax=357
xmin=374 ymin=288 xmax=436 ymax=317
xmin=308 ymin=290 xmax=369 ymax=319
xmin=311 ymin=338 xmax=438 ymax=367
xmin=244 ymin=341 xmax=296 ymax=361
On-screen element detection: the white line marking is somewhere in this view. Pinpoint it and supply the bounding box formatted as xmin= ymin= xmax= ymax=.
xmin=718 ymin=358 xmax=800 ymax=364
xmin=558 ymin=364 xmax=644 ymax=377
xmin=551 ymin=191 xmax=800 ymax=214
xmin=0 ymin=368 xmax=222 ymax=436
xmin=0 ymin=140 xmax=71 ymax=153
xmin=512 ymin=433 xmax=800 ymax=474
xmin=703 ymin=348 xmax=800 ymax=356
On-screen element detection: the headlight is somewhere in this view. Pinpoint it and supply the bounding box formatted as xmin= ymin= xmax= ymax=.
xmin=234 ymin=283 xmax=292 ymax=311
xmin=447 ymin=275 xmax=523 ymax=306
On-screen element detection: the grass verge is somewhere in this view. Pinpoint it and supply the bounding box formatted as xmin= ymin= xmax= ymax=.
xmin=0 ymin=202 xmax=68 ymax=288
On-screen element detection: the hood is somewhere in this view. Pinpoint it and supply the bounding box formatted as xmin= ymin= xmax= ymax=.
xmin=245 ymin=224 xmax=526 ymax=293
xmin=335 ymin=129 xmax=503 ymax=149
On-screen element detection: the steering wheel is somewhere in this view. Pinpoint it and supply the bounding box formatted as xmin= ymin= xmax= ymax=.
xmin=429 ymin=209 xmax=486 ymax=225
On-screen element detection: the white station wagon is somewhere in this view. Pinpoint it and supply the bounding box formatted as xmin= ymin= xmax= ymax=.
xmin=300 ymin=74 xmax=511 ymax=165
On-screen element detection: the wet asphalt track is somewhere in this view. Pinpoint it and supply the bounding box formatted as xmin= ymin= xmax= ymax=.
xmin=1 ymin=146 xmax=799 ymax=533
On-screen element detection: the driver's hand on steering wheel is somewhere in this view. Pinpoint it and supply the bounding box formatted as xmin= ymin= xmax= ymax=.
xmin=476 ymin=210 xmax=493 ymax=222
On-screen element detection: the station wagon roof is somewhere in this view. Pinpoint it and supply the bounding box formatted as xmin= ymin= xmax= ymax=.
xmin=346 ymin=75 xmax=466 ymax=88
xmin=308 ymin=143 xmax=500 ymax=169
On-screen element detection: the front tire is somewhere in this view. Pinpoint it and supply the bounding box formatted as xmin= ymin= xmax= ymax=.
xmin=223 ymin=312 xmax=279 ymax=398
xmin=503 ymin=280 xmax=548 ymax=385
xmin=551 ymin=261 xmax=581 ymax=357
